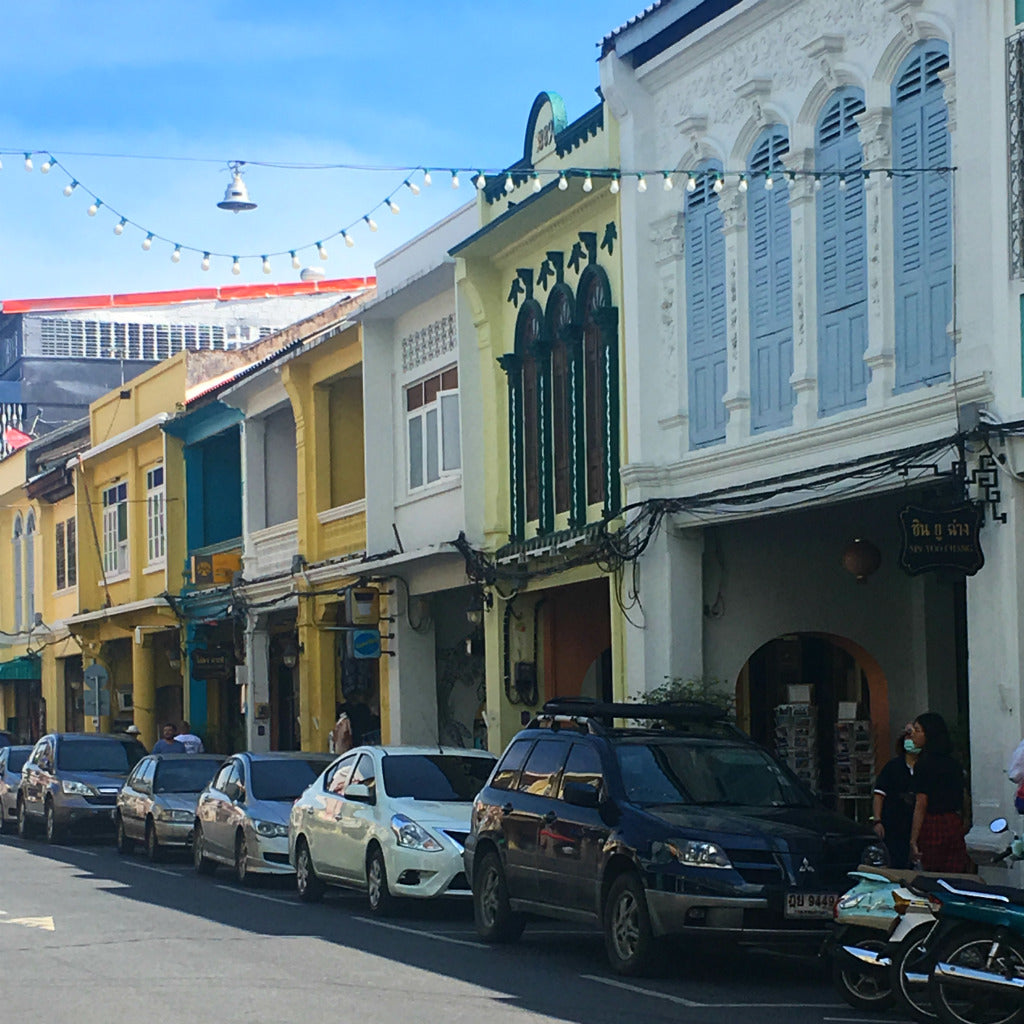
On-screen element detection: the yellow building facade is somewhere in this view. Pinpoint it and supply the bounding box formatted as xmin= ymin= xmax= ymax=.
xmin=453 ymin=93 xmax=629 ymax=749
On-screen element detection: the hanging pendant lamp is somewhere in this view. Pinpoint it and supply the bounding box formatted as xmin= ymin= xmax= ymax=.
xmin=217 ymin=162 xmax=257 ymax=212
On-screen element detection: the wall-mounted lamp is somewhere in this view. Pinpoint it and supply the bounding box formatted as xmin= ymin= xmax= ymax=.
xmin=466 ymin=588 xmax=494 ymax=626
xmin=282 ymin=641 xmax=303 ymax=669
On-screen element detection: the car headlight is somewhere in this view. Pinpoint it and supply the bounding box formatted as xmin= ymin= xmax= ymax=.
xmin=654 ymin=839 xmax=733 ymax=869
xmin=253 ymin=820 xmax=289 ymax=838
xmin=860 ymin=842 xmax=889 ymax=867
xmin=61 ymin=779 xmax=95 ymax=796
xmin=390 ymin=814 xmax=443 ymax=852
xmin=155 ymin=808 xmax=194 ymax=823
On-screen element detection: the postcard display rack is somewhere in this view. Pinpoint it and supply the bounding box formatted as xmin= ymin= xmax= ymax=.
xmin=834 ymin=716 xmax=875 ymax=802
xmin=774 ymin=702 xmax=819 ymax=793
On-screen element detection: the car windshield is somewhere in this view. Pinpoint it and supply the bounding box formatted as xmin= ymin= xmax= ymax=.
xmin=154 ymin=758 xmax=221 ymax=794
xmin=249 ymin=758 xmax=331 ymax=801
xmin=615 ymin=739 xmax=813 ymax=809
xmin=57 ymin=739 xmax=147 ymax=773
xmin=7 ymin=749 xmax=30 ymax=773
xmin=382 ymin=754 xmax=495 ymax=802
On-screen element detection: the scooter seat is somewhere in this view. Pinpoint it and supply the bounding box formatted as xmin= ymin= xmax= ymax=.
xmin=916 ymin=875 xmax=1024 ymax=906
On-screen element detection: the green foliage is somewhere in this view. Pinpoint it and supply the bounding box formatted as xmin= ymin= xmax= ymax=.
xmin=634 ymin=676 xmax=736 ymax=719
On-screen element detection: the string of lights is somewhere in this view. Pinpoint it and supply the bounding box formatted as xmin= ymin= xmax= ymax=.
xmin=1 ymin=148 xmax=956 ymax=275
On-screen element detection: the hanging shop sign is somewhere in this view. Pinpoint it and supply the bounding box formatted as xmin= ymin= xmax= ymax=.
xmin=190 ymin=648 xmax=233 ymax=680
xmin=348 ymin=628 xmax=382 ymax=661
xmin=897 ymin=502 xmax=984 ymax=576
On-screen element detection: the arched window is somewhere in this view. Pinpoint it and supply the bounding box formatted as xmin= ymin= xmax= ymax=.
xmin=11 ymin=514 xmax=22 ymax=634
xmin=580 ymin=268 xmax=610 ymax=505
xmin=686 ymin=162 xmax=728 ymax=447
xmin=547 ymin=285 xmax=574 ymax=515
xmin=816 ymin=88 xmax=869 ymax=415
xmin=893 ymin=41 xmax=952 ymax=390
xmin=516 ymin=302 xmax=543 ymax=523
xmin=24 ymin=510 xmax=35 ymax=628
xmin=748 ymin=130 xmax=795 ymax=432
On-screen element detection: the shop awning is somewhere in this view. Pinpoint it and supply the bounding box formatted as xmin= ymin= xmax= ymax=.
xmin=0 ymin=654 xmax=41 ymax=681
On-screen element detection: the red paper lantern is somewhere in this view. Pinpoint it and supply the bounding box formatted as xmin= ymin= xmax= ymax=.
xmin=842 ymin=538 xmax=881 ymax=583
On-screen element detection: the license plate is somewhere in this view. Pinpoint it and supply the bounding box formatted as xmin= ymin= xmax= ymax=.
xmin=785 ymin=892 xmax=837 ymax=918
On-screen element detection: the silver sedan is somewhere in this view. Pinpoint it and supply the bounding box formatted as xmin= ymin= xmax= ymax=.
xmin=116 ymin=754 xmax=223 ymax=860
xmin=192 ymin=752 xmax=333 ymax=884
xmin=0 ymin=746 xmax=32 ymax=833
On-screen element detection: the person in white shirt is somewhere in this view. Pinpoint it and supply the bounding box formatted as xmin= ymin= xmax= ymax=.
xmin=174 ymin=721 xmax=205 ymax=754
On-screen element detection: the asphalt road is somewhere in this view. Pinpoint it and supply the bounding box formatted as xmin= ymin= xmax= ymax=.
xmin=0 ymin=832 xmax=915 ymax=1024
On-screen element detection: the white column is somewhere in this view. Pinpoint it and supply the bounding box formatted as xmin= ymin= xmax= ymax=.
xmin=858 ymin=108 xmax=896 ymax=406
xmin=721 ymin=188 xmax=751 ymax=443
xmin=387 ymin=580 xmax=439 ymax=745
xmin=245 ymin=618 xmax=271 ymax=752
xmin=625 ymin=524 xmax=704 ymax=695
xmin=786 ymin=162 xmax=819 ymax=430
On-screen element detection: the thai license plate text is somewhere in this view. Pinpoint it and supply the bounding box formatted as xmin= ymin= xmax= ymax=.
xmin=785 ymin=892 xmax=837 ymax=918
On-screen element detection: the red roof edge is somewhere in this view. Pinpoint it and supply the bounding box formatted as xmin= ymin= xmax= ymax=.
xmin=2 ymin=277 xmax=376 ymax=314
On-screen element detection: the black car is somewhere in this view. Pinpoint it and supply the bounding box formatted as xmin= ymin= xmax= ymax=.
xmin=464 ymin=699 xmax=887 ymax=976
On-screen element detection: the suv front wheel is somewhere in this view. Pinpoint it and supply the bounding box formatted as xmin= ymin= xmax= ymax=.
xmin=604 ymin=871 xmax=657 ymax=976
xmin=473 ymin=850 xmax=524 ymax=943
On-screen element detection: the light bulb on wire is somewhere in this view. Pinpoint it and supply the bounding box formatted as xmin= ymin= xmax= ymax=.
xmin=142 ymin=233 xmax=153 ymax=251
xmin=686 ymin=175 xmax=697 ymax=193
xmin=386 ymin=198 xmax=400 ymax=214
xmin=504 ymin=173 xmax=514 ymax=194
xmin=171 ymin=245 xmax=181 ymax=263
xmin=114 ymin=218 xmax=126 ymax=235
xmin=738 ymin=175 xmax=748 ymax=193
xmin=23 ymin=154 xmax=32 ymax=172
xmin=364 ymin=215 xmax=378 ymax=232
xmin=290 ymin=251 xmax=300 ymax=270
xmin=838 ymin=174 xmax=847 ymax=191
xmin=558 ymin=172 xmax=568 ymax=191
xmin=450 ymin=170 xmax=460 ymax=189
xmin=422 ymin=169 xmax=432 ymax=187
xmin=262 ymin=256 xmax=272 ymax=275
xmin=713 ymin=174 xmax=724 ymax=194
xmin=343 ymin=230 xmax=354 ymax=248
xmin=765 ymin=174 xmax=774 ymax=191
xmin=663 ymin=172 xmax=673 ymax=191
xmin=637 ymin=174 xmax=647 ymax=193
xmin=610 ymin=174 xmax=620 ymax=194
xmin=532 ymin=173 xmax=541 ymax=193
xmin=87 ymin=199 xmax=102 ymax=216
xmin=405 ymin=178 xmax=420 ymax=196
xmin=582 ymin=172 xmax=593 ymax=193
xmin=317 ymin=242 xmax=328 ymax=260
xmin=475 ymin=171 xmax=487 ymax=190
xmin=201 ymin=252 xmax=211 ymax=271
xmin=40 ymin=156 xmax=52 ymax=174
xmin=232 ymin=257 xmax=241 ymax=276
xmin=63 ymin=180 xmax=78 ymax=197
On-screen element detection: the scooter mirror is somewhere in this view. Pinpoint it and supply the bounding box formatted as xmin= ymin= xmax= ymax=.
xmin=990 ymin=816 xmax=1009 ymax=834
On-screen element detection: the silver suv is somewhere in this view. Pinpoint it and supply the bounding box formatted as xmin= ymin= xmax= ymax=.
xmin=18 ymin=733 xmax=147 ymax=844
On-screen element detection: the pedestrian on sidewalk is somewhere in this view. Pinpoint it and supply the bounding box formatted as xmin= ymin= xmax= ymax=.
xmin=909 ymin=712 xmax=970 ymax=872
xmin=871 ymin=728 xmax=920 ymax=869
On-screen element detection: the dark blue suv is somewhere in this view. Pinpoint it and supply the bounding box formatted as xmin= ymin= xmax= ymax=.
xmin=464 ymin=700 xmax=886 ymax=975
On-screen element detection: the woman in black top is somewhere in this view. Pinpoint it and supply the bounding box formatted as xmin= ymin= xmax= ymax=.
xmin=871 ymin=730 xmax=920 ymax=869
xmin=909 ymin=711 xmax=969 ymax=872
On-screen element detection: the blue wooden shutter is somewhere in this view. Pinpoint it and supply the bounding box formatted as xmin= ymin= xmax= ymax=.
xmin=893 ymin=43 xmax=952 ymax=391
xmin=816 ymin=90 xmax=869 ymax=415
xmin=687 ymin=166 xmax=728 ymax=447
xmin=748 ymin=131 xmax=795 ymax=431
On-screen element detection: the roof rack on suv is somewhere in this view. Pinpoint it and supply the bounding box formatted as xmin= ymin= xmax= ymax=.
xmin=532 ymin=697 xmax=729 ymax=733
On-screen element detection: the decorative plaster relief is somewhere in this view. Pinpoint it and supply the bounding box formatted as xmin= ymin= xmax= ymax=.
xmin=401 ymin=313 xmax=456 ymax=374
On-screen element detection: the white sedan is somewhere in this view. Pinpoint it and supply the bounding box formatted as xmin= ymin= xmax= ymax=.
xmin=289 ymin=745 xmax=497 ymax=913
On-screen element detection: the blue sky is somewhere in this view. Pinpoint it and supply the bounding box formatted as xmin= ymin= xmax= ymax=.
xmin=0 ymin=1 xmax=646 ymax=300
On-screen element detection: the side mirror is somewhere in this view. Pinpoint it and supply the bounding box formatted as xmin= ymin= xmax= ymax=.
xmin=563 ymin=781 xmax=600 ymax=809
xmin=990 ymin=817 xmax=1009 ymax=834
xmin=345 ymin=782 xmax=374 ymax=804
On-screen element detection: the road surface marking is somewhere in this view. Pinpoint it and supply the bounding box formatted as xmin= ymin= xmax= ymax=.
xmin=126 ymin=862 xmax=182 ymax=878
xmin=581 ymin=974 xmax=842 ymax=1009
xmin=354 ymin=916 xmax=490 ymax=949
xmin=2 ymin=916 xmax=54 ymax=931
xmin=213 ymin=885 xmax=296 ymax=906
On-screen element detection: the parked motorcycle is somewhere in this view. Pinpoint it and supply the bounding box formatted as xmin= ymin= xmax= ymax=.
xmin=923 ymin=818 xmax=1024 ymax=1024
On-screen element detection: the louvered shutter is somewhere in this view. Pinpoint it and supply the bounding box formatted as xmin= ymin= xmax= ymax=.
xmin=687 ymin=168 xmax=728 ymax=447
xmin=894 ymin=44 xmax=952 ymax=390
xmin=749 ymin=131 xmax=795 ymax=431
xmin=816 ymin=91 xmax=869 ymax=415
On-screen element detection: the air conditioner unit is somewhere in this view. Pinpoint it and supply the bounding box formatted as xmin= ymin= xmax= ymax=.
xmin=117 ymin=691 xmax=133 ymax=712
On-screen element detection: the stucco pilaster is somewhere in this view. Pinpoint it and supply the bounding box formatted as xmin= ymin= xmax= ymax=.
xmin=786 ymin=161 xmax=819 ymax=430
xmin=721 ymin=188 xmax=751 ymax=443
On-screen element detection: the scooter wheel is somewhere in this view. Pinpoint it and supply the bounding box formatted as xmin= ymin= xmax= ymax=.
xmin=832 ymin=933 xmax=896 ymax=1010
xmin=928 ymin=927 xmax=1024 ymax=1024
xmin=890 ymin=924 xmax=939 ymax=1022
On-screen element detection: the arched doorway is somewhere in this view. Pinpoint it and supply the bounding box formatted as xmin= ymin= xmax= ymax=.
xmin=736 ymin=633 xmax=889 ymax=819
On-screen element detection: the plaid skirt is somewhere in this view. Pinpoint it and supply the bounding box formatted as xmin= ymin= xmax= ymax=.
xmin=918 ymin=811 xmax=970 ymax=872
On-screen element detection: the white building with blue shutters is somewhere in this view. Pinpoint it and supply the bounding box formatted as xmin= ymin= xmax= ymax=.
xmin=601 ymin=0 xmax=1024 ymax=856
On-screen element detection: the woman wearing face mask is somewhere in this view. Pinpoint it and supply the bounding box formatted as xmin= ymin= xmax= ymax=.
xmin=908 ymin=711 xmax=970 ymax=872
xmin=870 ymin=729 xmax=921 ymax=869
